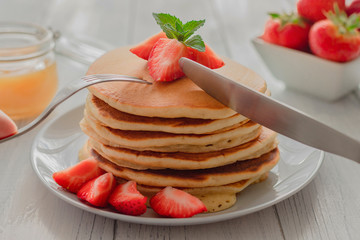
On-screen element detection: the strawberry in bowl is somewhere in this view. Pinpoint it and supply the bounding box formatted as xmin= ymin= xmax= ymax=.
xmin=309 ymin=4 xmax=360 ymax=62
xmin=297 ymin=0 xmax=346 ymax=22
xmin=261 ymin=12 xmax=311 ymax=51
xmin=347 ymin=0 xmax=360 ymax=15
xmin=253 ymin=2 xmax=360 ymax=101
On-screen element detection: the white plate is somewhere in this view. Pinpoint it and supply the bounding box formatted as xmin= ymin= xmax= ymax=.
xmin=31 ymin=104 xmax=323 ymax=226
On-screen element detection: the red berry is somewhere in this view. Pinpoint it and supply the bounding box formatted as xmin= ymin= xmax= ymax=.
xmin=130 ymin=32 xmax=167 ymax=60
xmin=108 ymin=181 xmax=147 ymax=216
xmin=148 ymin=38 xmax=191 ymax=82
xmin=347 ymin=0 xmax=360 ymax=16
xmin=297 ymin=0 xmax=346 ymax=22
xmin=309 ymin=19 xmax=360 ymax=62
xmin=0 ymin=110 xmax=17 ymax=140
xmin=53 ymin=158 xmax=105 ymax=193
xmin=262 ymin=13 xmax=311 ymax=50
xmin=188 ymin=44 xmax=224 ymax=69
xmin=77 ymin=172 xmax=116 ymax=207
xmin=150 ymin=186 xmax=207 ymax=218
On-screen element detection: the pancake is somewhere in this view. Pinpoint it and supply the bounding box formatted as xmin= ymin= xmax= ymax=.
xmin=90 ymin=147 xmax=280 ymax=188
xmin=86 ymin=94 xmax=248 ymax=134
xmin=81 ymin=112 xmax=261 ymax=149
xmin=87 ymin=47 xmax=267 ymax=119
xmin=80 ymin=117 xmax=262 ymax=152
xmin=88 ymin=127 xmax=278 ymax=170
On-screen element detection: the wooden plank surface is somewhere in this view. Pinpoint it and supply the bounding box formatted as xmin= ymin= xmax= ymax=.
xmin=0 ymin=0 xmax=359 ymax=240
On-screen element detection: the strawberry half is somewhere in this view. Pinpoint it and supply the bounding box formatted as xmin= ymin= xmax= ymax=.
xmin=0 ymin=110 xmax=17 ymax=140
xmin=188 ymin=44 xmax=224 ymax=69
xmin=108 ymin=181 xmax=147 ymax=216
xmin=150 ymin=186 xmax=207 ymax=218
xmin=77 ymin=172 xmax=116 ymax=207
xmin=148 ymin=38 xmax=190 ymax=82
xmin=130 ymin=32 xmax=167 ymax=60
xmin=53 ymin=158 xmax=105 ymax=193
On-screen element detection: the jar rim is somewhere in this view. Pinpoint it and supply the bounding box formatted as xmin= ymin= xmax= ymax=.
xmin=0 ymin=21 xmax=55 ymax=61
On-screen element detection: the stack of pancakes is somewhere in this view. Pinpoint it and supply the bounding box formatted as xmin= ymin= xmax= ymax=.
xmin=79 ymin=47 xmax=280 ymax=212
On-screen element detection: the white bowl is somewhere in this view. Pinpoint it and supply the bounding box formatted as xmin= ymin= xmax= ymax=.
xmin=252 ymin=37 xmax=360 ymax=101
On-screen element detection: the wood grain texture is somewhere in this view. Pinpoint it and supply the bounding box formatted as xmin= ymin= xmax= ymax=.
xmin=0 ymin=0 xmax=359 ymax=240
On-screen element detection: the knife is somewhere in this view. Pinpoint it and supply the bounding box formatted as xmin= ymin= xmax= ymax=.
xmin=179 ymin=57 xmax=360 ymax=163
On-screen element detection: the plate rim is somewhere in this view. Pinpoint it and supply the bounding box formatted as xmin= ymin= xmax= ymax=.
xmin=30 ymin=104 xmax=324 ymax=226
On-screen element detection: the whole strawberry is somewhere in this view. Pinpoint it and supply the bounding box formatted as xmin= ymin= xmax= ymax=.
xmin=309 ymin=5 xmax=360 ymax=62
xmin=262 ymin=12 xmax=311 ymax=50
xmin=297 ymin=0 xmax=346 ymax=22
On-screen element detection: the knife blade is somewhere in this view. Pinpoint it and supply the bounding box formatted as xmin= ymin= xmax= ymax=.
xmin=179 ymin=57 xmax=360 ymax=163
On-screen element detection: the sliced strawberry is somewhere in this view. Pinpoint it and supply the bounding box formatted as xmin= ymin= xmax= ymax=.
xmin=150 ymin=186 xmax=207 ymax=218
xmin=130 ymin=32 xmax=167 ymax=60
xmin=108 ymin=181 xmax=147 ymax=216
xmin=148 ymin=38 xmax=190 ymax=82
xmin=188 ymin=44 xmax=224 ymax=69
xmin=77 ymin=172 xmax=116 ymax=207
xmin=0 ymin=110 xmax=17 ymax=140
xmin=53 ymin=158 xmax=105 ymax=193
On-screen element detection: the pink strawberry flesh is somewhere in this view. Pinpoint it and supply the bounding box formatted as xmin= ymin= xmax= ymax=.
xmin=53 ymin=158 xmax=105 ymax=193
xmin=0 ymin=110 xmax=17 ymax=140
xmin=108 ymin=180 xmax=147 ymax=216
xmin=148 ymin=38 xmax=190 ymax=82
xmin=77 ymin=172 xmax=116 ymax=207
xmin=150 ymin=186 xmax=207 ymax=218
xmin=130 ymin=32 xmax=167 ymax=60
xmin=188 ymin=44 xmax=224 ymax=69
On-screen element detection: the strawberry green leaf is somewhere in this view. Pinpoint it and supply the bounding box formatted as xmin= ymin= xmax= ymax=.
xmin=268 ymin=13 xmax=280 ymax=19
xmin=184 ymin=35 xmax=205 ymax=52
xmin=325 ymin=3 xmax=360 ymax=35
xmin=268 ymin=12 xmax=307 ymax=28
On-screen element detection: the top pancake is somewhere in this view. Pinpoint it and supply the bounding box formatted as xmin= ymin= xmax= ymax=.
xmin=87 ymin=46 xmax=267 ymax=119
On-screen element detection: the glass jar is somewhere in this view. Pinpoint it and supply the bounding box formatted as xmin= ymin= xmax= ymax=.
xmin=0 ymin=22 xmax=58 ymax=120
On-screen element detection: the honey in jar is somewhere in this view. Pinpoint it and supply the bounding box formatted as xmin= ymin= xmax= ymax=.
xmin=0 ymin=22 xmax=58 ymax=120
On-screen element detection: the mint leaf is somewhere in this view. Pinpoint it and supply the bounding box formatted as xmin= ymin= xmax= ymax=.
xmin=153 ymin=13 xmax=181 ymax=29
xmin=184 ymin=35 xmax=205 ymax=52
xmin=183 ymin=20 xmax=205 ymax=40
xmin=153 ymin=13 xmax=206 ymax=51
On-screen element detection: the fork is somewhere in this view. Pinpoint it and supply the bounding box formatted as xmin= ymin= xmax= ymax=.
xmin=0 ymin=74 xmax=151 ymax=143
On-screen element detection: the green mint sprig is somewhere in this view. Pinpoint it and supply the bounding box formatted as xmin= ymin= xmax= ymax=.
xmin=152 ymin=13 xmax=206 ymax=52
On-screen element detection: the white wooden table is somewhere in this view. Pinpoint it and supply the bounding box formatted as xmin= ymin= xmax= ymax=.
xmin=1 ymin=0 xmax=359 ymax=239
